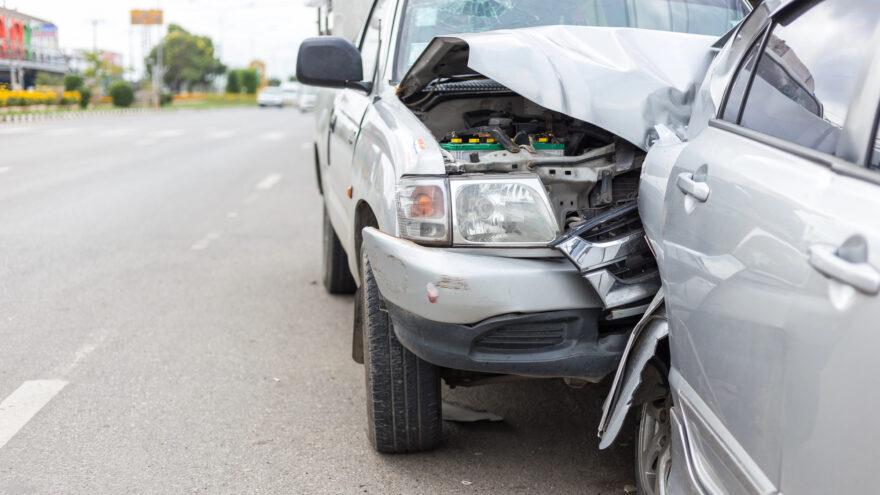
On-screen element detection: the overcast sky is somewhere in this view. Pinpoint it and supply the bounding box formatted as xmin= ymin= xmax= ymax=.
xmin=12 ymin=0 xmax=319 ymax=79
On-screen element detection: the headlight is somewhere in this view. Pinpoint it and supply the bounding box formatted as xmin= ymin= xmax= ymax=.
xmin=396 ymin=177 xmax=450 ymax=245
xmin=451 ymin=176 xmax=558 ymax=246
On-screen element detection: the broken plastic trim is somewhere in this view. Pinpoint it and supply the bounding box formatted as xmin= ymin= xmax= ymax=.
xmin=550 ymin=202 xmax=660 ymax=310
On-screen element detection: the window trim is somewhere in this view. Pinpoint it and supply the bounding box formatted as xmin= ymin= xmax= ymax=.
xmin=709 ymin=118 xmax=880 ymax=187
xmin=717 ymin=24 xmax=771 ymax=123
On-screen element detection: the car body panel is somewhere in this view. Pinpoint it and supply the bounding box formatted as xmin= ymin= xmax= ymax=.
xmin=627 ymin=0 xmax=880 ymax=493
xmin=401 ymin=26 xmax=719 ymax=150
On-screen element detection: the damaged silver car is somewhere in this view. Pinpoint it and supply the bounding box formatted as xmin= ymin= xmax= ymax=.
xmin=554 ymin=0 xmax=880 ymax=494
xmin=296 ymin=0 xmax=748 ymax=453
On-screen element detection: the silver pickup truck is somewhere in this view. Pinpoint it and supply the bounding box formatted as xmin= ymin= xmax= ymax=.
xmin=297 ymin=0 xmax=748 ymax=453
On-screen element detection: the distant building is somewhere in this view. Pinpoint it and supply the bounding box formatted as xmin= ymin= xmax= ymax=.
xmin=0 ymin=7 xmax=67 ymax=88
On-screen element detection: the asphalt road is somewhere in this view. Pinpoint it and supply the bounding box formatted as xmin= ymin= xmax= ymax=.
xmin=0 ymin=108 xmax=634 ymax=494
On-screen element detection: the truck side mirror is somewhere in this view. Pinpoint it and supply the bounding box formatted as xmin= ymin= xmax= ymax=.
xmin=296 ymin=37 xmax=372 ymax=93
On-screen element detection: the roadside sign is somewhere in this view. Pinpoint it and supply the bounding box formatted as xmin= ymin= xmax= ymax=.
xmin=131 ymin=10 xmax=163 ymax=25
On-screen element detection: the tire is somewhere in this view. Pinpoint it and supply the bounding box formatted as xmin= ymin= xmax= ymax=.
xmin=322 ymin=207 xmax=356 ymax=294
xmin=636 ymin=393 xmax=673 ymax=495
xmin=361 ymin=246 xmax=442 ymax=453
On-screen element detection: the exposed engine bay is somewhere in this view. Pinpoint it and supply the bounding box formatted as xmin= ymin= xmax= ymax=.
xmin=401 ymin=79 xmax=660 ymax=313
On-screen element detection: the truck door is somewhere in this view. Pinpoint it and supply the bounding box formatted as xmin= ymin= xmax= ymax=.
xmin=324 ymin=0 xmax=388 ymax=250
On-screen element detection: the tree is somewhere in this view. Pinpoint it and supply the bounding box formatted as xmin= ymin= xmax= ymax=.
xmin=146 ymin=24 xmax=225 ymax=93
xmin=35 ymin=72 xmax=64 ymax=87
xmin=268 ymin=77 xmax=281 ymax=87
xmin=82 ymin=50 xmax=124 ymax=87
xmin=240 ymin=69 xmax=259 ymax=94
xmin=64 ymin=74 xmax=84 ymax=91
xmin=109 ymin=81 xmax=135 ymax=107
xmin=226 ymin=70 xmax=241 ymax=94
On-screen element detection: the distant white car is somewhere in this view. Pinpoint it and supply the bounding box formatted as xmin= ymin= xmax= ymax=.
xmin=281 ymin=82 xmax=300 ymax=106
xmin=295 ymin=85 xmax=317 ymax=112
xmin=257 ymin=87 xmax=283 ymax=108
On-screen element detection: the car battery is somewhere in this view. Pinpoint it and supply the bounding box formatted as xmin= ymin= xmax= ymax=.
xmin=440 ymin=137 xmax=564 ymax=162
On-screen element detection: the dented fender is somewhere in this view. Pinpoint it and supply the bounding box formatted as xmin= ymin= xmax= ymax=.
xmin=598 ymin=289 xmax=668 ymax=449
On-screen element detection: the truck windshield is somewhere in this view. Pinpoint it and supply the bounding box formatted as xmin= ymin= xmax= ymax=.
xmin=395 ymin=0 xmax=749 ymax=79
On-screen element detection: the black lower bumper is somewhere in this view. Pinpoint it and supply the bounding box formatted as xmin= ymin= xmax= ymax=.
xmin=386 ymin=302 xmax=627 ymax=380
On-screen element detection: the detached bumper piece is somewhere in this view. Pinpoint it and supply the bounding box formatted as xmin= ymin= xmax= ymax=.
xmin=387 ymin=302 xmax=628 ymax=380
xmin=550 ymin=202 xmax=660 ymax=310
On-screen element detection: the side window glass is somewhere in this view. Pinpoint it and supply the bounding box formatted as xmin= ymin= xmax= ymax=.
xmin=721 ymin=34 xmax=763 ymax=123
xmin=360 ymin=0 xmax=389 ymax=84
xmin=738 ymin=0 xmax=878 ymax=156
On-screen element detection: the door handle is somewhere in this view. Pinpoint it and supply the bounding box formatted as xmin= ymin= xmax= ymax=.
xmin=676 ymin=173 xmax=710 ymax=202
xmin=329 ymin=113 xmax=338 ymax=133
xmin=809 ymin=240 xmax=880 ymax=294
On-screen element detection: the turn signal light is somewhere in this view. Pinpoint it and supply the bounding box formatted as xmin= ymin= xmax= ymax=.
xmin=410 ymin=186 xmax=444 ymax=218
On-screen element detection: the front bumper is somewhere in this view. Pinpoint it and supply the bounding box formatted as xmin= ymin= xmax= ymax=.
xmin=387 ymin=302 xmax=627 ymax=379
xmin=362 ymin=228 xmax=626 ymax=379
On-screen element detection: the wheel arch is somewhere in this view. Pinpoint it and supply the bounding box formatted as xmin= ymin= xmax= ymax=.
xmin=351 ymin=200 xmax=380 ymax=365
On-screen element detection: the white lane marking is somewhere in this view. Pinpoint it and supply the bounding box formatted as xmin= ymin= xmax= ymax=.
xmin=243 ymin=194 xmax=259 ymax=205
xmin=227 ymin=212 xmax=239 ymax=219
xmin=300 ymin=142 xmax=311 ymax=151
xmin=0 ymin=127 xmax=34 ymax=135
xmin=42 ymin=127 xmax=82 ymax=137
xmin=191 ymin=232 xmax=221 ymax=251
xmin=260 ymin=131 xmax=286 ymax=141
xmin=256 ymin=173 xmax=282 ymax=191
xmin=97 ymin=128 xmax=135 ymax=138
xmin=133 ymin=138 xmax=155 ymax=147
xmin=0 ymin=167 xmax=12 ymax=174
xmin=54 ymin=329 xmax=110 ymax=377
xmin=0 ymin=380 xmax=68 ymax=449
xmin=207 ymin=130 xmax=236 ymax=140
xmin=150 ymin=129 xmax=187 ymax=138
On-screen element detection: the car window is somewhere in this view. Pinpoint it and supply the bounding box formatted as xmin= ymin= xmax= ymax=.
xmin=736 ymin=0 xmax=878 ymax=156
xmin=360 ymin=0 xmax=391 ymax=84
xmin=394 ymin=0 xmax=750 ymax=80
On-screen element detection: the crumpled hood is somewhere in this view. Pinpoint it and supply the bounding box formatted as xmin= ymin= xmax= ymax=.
xmin=399 ymin=26 xmax=717 ymax=150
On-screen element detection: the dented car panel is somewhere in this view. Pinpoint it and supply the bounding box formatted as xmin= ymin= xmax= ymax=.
xmin=401 ymin=26 xmax=719 ymax=150
xmin=362 ymin=227 xmax=601 ymax=324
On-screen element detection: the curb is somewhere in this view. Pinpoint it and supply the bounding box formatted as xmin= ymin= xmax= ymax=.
xmin=0 ymin=108 xmax=156 ymax=124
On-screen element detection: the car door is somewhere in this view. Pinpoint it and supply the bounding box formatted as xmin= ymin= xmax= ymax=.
xmin=657 ymin=1 xmax=880 ymax=492
xmin=324 ymin=0 xmax=388 ymax=245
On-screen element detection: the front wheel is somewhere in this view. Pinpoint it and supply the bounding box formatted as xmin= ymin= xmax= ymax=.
xmin=321 ymin=207 xmax=356 ymax=294
xmin=636 ymin=393 xmax=673 ymax=495
xmin=360 ymin=247 xmax=442 ymax=453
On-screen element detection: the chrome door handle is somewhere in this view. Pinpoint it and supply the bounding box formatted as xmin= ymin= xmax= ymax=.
xmin=676 ymin=173 xmax=710 ymax=202
xmin=809 ymin=243 xmax=880 ymax=294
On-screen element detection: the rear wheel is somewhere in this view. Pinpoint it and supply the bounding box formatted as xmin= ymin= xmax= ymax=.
xmin=322 ymin=207 xmax=356 ymax=294
xmin=360 ymin=247 xmax=442 ymax=453
xmin=636 ymin=393 xmax=673 ymax=495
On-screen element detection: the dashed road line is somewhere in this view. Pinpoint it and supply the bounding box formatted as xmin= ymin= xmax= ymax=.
xmin=0 ymin=380 xmax=68 ymax=450
xmin=133 ymin=138 xmax=155 ymax=147
xmin=260 ymin=131 xmax=286 ymax=141
xmin=150 ymin=129 xmax=187 ymax=138
xmin=256 ymin=173 xmax=282 ymax=191
xmin=191 ymin=232 xmax=222 ymax=251
xmin=207 ymin=130 xmax=237 ymax=140
xmin=0 ymin=126 xmax=33 ymax=135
